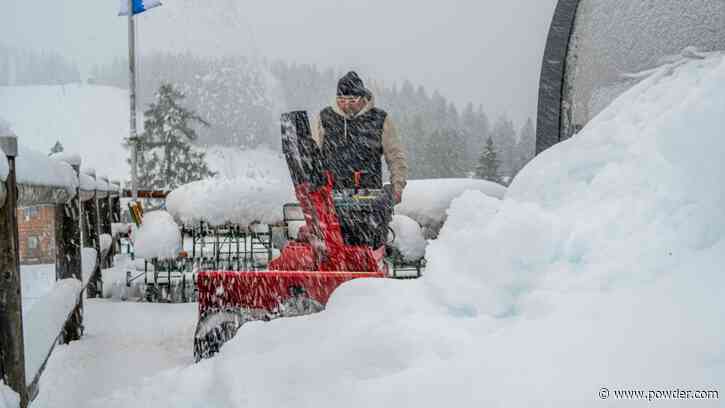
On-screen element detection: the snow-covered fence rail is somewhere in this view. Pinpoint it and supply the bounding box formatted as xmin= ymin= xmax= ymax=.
xmin=0 ymin=133 xmax=121 ymax=407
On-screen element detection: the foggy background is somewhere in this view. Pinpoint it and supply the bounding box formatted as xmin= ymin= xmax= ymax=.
xmin=1 ymin=0 xmax=556 ymax=125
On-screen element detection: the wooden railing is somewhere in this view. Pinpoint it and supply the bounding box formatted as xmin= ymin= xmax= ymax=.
xmin=0 ymin=134 xmax=121 ymax=407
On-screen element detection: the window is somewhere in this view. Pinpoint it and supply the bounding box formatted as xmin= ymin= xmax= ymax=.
xmin=23 ymin=207 xmax=39 ymax=221
xmin=28 ymin=236 xmax=39 ymax=250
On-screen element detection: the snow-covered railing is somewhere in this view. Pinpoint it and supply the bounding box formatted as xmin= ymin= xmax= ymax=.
xmin=0 ymin=134 xmax=122 ymax=407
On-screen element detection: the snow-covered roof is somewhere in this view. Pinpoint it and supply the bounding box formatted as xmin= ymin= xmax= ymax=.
xmin=132 ymin=210 xmax=181 ymax=260
xmin=15 ymin=144 xmax=78 ymax=193
xmin=395 ymin=178 xmax=506 ymax=228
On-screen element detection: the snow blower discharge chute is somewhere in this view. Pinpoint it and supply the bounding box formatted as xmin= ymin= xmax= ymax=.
xmin=193 ymin=111 xmax=418 ymax=361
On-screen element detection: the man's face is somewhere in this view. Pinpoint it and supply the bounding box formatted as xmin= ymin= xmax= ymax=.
xmin=337 ymin=95 xmax=366 ymax=116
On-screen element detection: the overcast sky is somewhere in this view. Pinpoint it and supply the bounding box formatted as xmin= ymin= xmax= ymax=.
xmin=2 ymin=0 xmax=557 ymax=126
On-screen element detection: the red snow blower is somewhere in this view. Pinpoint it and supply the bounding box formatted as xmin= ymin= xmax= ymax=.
xmin=194 ymin=111 xmax=404 ymax=361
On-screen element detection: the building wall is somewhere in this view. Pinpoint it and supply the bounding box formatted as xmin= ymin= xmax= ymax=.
xmin=17 ymin=205 xmax=56 ymax=265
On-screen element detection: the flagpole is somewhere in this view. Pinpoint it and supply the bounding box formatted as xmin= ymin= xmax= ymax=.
xmin=128 ymin=0 xmax=139 ymax=201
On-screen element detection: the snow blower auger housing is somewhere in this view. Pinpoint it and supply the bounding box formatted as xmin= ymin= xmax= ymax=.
xmin=194 ymin=111 xmax=403 ymax=361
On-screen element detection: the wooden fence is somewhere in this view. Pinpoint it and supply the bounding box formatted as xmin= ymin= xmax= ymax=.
xmin=0 ymin=134 xmax=121 ymax=407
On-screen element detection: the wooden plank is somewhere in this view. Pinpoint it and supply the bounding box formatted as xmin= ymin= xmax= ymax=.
xmin=0 ymin=136 xmax=29 ymax=408
xmin=59 ymin=164 xmax=84 ymax=343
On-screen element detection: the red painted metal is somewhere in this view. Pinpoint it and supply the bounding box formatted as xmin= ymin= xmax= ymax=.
xmin=196 ymin=174 xmax=388 ymax=319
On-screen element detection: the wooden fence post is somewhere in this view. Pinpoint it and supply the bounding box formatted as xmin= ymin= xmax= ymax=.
xmin=83 ymin=171 xmax=102 ymax=298
xmin=98 ymin=177 xmax=112 ymax=269
xmin=0 ymin=135 xmax=28 ymax=408
xmin=59 ymin=163 xmax=83 ymax=342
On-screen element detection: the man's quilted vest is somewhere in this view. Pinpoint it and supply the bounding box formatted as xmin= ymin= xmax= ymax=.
xmin=319 ymin=107 xmax=387 ymax=189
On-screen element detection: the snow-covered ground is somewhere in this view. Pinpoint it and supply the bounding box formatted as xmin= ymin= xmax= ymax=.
xmin=26 ymin=49 xmax=725 ymax=408
xmin=31 ymin=300 xmax=196 ymax=408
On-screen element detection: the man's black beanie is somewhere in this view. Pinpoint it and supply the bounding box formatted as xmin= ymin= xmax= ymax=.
xmin=337 ymin=71 xmax=369 ymax=97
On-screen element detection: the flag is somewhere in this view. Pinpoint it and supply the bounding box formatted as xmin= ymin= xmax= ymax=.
xmin=119 ymin=0 xmax=162 ymax=16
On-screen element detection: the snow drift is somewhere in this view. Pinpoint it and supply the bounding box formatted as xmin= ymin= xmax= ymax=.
xmin=63 ymin=55 xmax=725 ymax=407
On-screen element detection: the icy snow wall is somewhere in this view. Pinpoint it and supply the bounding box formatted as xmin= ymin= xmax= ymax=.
xmin=90 ymin=53 xmax=725 ymax=408
xmin=537 ymin=0 xmax=725 ymax=153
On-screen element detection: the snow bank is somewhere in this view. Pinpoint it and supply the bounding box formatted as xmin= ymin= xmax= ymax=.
xmin=388 ymin=214 xmax=427 ymax=261
xmin=23 ymin=279 xmax=82 ymax=384
xmin=89 ymin=54 xmax=725 ymax=407
xmin=0 ymin=381 xmax=18 ymax=408
xmin=16 ymin=144 xmax=78 ymax=192
xmin=133 ymin=211 xmax=181 ymax=260
xmin=167 ymin=148 xmax=294 ymax=226
xmin=395 ymin=178 xmax=506 ymax=235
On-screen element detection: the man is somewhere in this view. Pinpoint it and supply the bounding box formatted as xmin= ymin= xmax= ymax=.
xmin=311 ymin=71 xmax=408 ymax=204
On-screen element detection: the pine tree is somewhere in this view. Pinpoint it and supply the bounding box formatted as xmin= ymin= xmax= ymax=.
xmin=476 ymin=137 xmax=502 ymax=184
xmin=134 ymin=83 xmax=215 ymax=190
xmin=49 ymin=141 xmax=64 ymax=155
xmin=512 ymin=117 xmax=536 ymax=177
xmin=491 ymin=114 xmax=517 ymax=180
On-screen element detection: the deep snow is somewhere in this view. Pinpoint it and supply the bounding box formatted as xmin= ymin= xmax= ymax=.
xmin=68 ymin=52 xmax=724 ymax=408
xmin=24 ymin=54 xmax=725 ymax=407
